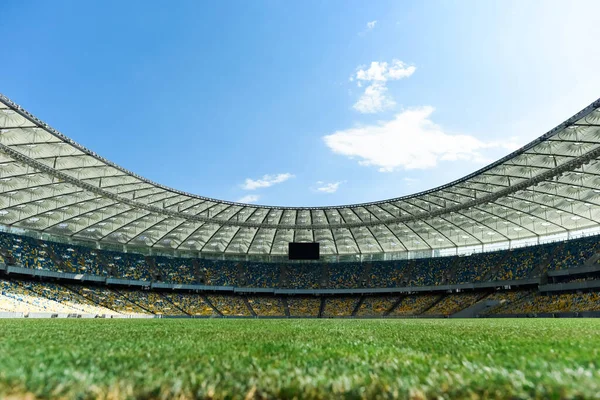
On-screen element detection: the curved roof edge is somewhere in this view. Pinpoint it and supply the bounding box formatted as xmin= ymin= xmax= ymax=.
xmin=2 ymin=92 xmax=599 ymax=210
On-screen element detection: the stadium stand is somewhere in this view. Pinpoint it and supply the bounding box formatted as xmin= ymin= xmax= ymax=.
xmin=117 ymin=290 xmax=187 ymax=315
xmin=2 ymin=231 xmax=600 ymax=290
xmin=19 ymin=281 xmax=116 ymax=315
xmin=246 ymin=296 xmax=286 ymax=317
xmin=160 ymin=293 xmax=216 ymax=316
xmin=354 ymin=296 xmax=398 ymax=317
xmin=492 ymin=292 xmax=600 ymax=314
xmin=2 ymin=229 xmax=600 ymax=319
xmin=423 ymin=293 xmax=484 ymax=316
xmin=206 ymin=294 xmax=252 ymax=316
xmin=1 ymin=274 xmax=600 ymax=317
xmin=286 ymin=297 xmax=321 ymax=317
xmin=389 ymin=295 xmax=442 ymax=316
xmin=322 ymin=296 xmax=360 ymax=317
xmin=66 ymin=285 xmax=150 ymax=315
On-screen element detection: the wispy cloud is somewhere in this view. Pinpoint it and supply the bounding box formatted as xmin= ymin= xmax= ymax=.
xmin=315 ymin=181 xmax=343 ymax=193
xmin=241 ymin=173 xmax=294 ymax=190
xmin=323 ymin=106 xmax=520 ymax=172
xmin=236 ymin=194 xmax=261 ymax=203
xmin=359 ymin=20 xmax=378 ymax=36
xmin=351 ymin=60 xmax=416 ymax=114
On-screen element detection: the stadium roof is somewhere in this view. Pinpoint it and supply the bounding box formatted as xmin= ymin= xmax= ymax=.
xmin=1 ymin=92 xmax=600 ymax=257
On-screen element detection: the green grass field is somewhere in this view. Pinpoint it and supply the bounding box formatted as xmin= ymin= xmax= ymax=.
xmin=0 ymin=319 xmax=599 ymax=399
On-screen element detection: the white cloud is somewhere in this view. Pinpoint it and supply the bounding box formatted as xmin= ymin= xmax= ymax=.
xmin=353 ymin=83 xmax=395 ymax=114
xmin=241 ymin=173 xmax=294 ymax=190
xmin=351 ymin=60 xmax=416 ymax=114
xmin=323 ymin=106 xmax=520 ymax=172
xmin=236 ymin=194 xmax=260 ymax=204
xmin=316 ymin=181 xmax=343 ymax=193
xmin=355 ymin=60 xmax=415 ymax=83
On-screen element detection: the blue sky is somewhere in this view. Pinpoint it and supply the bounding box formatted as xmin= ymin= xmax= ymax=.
xmin=2 ymin=1 xmax=600 ymax=207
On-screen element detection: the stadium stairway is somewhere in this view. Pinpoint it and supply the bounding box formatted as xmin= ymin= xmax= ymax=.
xmin=400 ymin=260 xmax=417 ymax=285
xmin=584 ymin=252 xmax=600 ymax=267
xmin=98 ymin=252 xmax=116 ymax=276
xmin=145 ymin=256 xmax=160 ymax=281
xmin=243 ymin=296 xmax=257 ymax=317
xmin=420 ymin=295 xmax=445 ymax=315
xmin=279 ymin=264 xmax=289 ymax=287
xmin=192 ymin=259 xmax=206 ymax=284
xmin=531 ymin=244 xmax=563 ymax=278
xmin=486 ymin=251 xmax=512 ymax=281
xmin=359 ymin=263 xmax=372 ymax=287
xmin=44 ymin=241 xmax=68 ymax=273
xmin=351 ymin=296 xmax=365 ymax=317
xmin=161 ymin=293 xmax=190 ymax=316
xmin=319 ymin=263 xmax=329 ymax=288
xmin=384 ymin=296 xmax=406 ymax=316
xmin=445 ymin=257 xmax=462 ymax=285
xmin=451 ymin=297 xmax=500 ymax=318
xmin=281 ymin=297 xmax=291 ymax=317
xmin=202 ymin=295 xmax=223 ymax=316
xmin=318 ymin=297 xmax=326 ymax=318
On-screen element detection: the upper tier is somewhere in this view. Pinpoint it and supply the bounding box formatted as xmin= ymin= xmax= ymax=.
xmin=1 ymin=93 xmax=600 ymax=256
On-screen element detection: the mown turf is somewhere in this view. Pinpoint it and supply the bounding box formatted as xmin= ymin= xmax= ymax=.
xmin=0 ymin=319 xmax=599 ymax=399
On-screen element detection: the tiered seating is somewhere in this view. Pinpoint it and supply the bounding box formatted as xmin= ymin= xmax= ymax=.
xmin=246 ymin=296 xmax=285 ymax=316
xmin=242 ymin=263 xmax=280 ymax=288
xmin=423 ymin=293 xmax=483 ymax=316
xmin=409 ymin=257 xmax=454 ymax=286
xmin=549 ymin=236 xmax=600 ymax=270
xmin=369 ymin=261 xmax=407 ymax=287
xmin=494 ymin=245 xmax=547 ymax=280
xmin=355 ymin=296 xmax=398 ymax=317
xmin=329 ymin=263 xmax=363 ymax=289
xmin=204 ymin=262 xmax=240 ymax=287
xmin=206 ymin=294 xmax=251 ymax=316
xmin=8 ymin=235 xmax=55 ymax=271
xmin=67 ymin=285 xmax=149 ymax=315
xmin=389 ymin=295 xmax=441 ymax=316
xmin=43 ymin=241 xmax=98 ymax=275
xmin=286 ymin=265 xmax=320 ymax=289
xmin=160 ymin=293 xmax=216 ymax=316
xmin=322 ymin=297 xmax=360 ymax=317
xmin=117 ymin=290 xmax=186 ymax=315
xmin=2 ymin=230 xmax=600 ymax=290
xmin=104 ymin=252 xmax=152 ymax=281
xmin=154 ymin=256 xmax=197 ymax=284
xmin=19 ymin=281 xmax=115 ymax=314
xmin=482 ymin=290 xmax=534 ymax=315
xmin=499 ymin=292 xmax=600 ymax=314
xmin=452 ymin=251 xmax=504 ymax=284
xmin=287 ymin=297 xmax=320 ymax=317
xmin=0 ymin=279 xmax=81 ymax=313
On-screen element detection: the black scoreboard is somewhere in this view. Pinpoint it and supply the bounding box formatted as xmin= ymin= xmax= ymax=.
xmin=288 ymin=242 xmax=320 ymax=260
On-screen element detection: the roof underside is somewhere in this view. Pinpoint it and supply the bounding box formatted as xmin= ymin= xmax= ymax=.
xmin=1 ymin=93 xmax=600 ymax=256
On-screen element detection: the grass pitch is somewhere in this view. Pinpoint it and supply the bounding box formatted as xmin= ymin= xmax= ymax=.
xmin=0 ymin=319 xmax=599 ymax=399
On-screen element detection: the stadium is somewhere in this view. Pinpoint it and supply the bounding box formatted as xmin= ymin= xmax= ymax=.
xmin=1 ymin=93 xmax=600 ymax=398
xmin=1 ymin=92 xmax=600 ymax=319
xmin=3 ymin=2 xmax=600 ymax=399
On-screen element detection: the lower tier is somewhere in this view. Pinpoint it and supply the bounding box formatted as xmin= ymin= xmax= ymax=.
xmin=1 ymin=277 xmax=599 ymax=318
